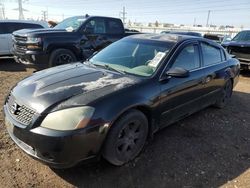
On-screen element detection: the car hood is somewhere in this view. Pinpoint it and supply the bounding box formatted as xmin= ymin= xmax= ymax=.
xmin=11 ymin=63 xmax=138 ymax=113
xmin=222 ymin=40 xmax=250 ymax=47
xmin=13 ymin=28 xmax=76 ymax=37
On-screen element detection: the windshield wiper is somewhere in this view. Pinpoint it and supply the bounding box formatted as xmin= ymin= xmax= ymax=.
xmin=93 ymin=63 xmax=126 ymax=74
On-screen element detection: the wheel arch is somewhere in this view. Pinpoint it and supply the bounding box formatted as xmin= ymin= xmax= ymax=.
xmin=99 ymin=104 xmax=155 ymax=154
xmin=47 ymin=46 xmax=81 ymax=61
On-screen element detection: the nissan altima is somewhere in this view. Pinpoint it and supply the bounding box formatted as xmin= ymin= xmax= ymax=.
xmin=4 ymin=34 xmax=240 ymax=168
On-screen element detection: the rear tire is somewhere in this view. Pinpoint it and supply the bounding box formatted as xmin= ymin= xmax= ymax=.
xmin=49 ymin=49 xmax=77 ymax=67
xmin=214 ymin=80 xmax=233 ymax=108
xmin=103 ymin=109 xmax=148 ymax=166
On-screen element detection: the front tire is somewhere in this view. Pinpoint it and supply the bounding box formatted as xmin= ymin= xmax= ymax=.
xmin=49 ymin=49 xmax=77 ymax=67
xmin=214 ymin=80 xmax=233 ymax=108
xmin=103 ymin=109 xmax=148 ymax=166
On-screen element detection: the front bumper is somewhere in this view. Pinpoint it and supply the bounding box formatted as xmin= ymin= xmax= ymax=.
xmin=3 ymin=105 xmax=107 ymax=168
xmin=13 ymin=49 xmax=49 ymax=67
xmin=238 ymin=60 xmax=250 ymax=70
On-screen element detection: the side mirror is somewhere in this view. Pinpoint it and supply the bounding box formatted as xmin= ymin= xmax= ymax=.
xmin=166 ymin=67 xmax=189 ymax=78
xmin=223 ymin=37 xmax=232 ymax=43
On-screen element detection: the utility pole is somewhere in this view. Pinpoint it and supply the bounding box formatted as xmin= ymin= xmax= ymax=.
xmin=18 ymin=0 xmax=24 ymax=19
xmin=193 ymin=17 xmax=196 ymax=27
xmin=13 ymin=0 xmax=28 ymax=20
xmin=41 ymin=10 xmax=48 ymax=21
xmin=206 ymin=10 xmax=211 ymax=27
xmin=120 ymin=6 xmax=127 ymax=24
xmin=0 ymin=3 xmax=5 ymax=19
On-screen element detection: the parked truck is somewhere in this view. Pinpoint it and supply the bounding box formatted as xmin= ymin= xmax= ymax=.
xmin=12 ymin=15 xmax=138 ymax=68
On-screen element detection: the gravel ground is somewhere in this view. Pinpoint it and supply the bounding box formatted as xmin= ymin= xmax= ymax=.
xmin=0 ymin=59 xmax=249 ymax=188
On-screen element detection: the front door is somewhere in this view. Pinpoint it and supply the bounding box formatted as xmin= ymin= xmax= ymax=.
xmin=159 ymin=42 xmax=205 ymax=128
xmin=81 ymin=18 xmax=111 ymax=58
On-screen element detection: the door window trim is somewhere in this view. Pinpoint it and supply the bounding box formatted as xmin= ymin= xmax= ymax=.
xmin=159 ymin=40 xmax=202 ymax=80
xmin=200 ymin=41 xmax=224 ymax=67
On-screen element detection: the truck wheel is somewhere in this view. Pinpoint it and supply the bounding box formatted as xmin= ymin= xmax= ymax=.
xmin=49 ymin=49 xmax=77 ymax=67
xmin=102 ymin=109 xmax=148 ymax=166
xmin=214 ymin=80 xmax=233 ymax=109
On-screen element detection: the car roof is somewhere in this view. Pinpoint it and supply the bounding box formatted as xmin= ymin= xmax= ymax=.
xmin=126 ymin=33 xmax=222 ymax=48
xmin=169 ymin=31 xmax=202 ymax=37
xmin=0 ymin=20 xmax=49 ymax=28
xmin=64 ymin=15 xmax=121 ymax=20
xmin=127 ymin=33 xmax=199 ymax=43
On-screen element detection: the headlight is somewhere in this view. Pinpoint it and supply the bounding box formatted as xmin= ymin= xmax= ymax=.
xmin=40 ymin=106 xmax=95 ymax=131
xmin=27 ymin=37 xmax=42 ymax=44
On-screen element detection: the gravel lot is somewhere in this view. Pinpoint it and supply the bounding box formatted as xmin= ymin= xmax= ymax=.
xmin=0 ymin=59 xmax=249 ymax=188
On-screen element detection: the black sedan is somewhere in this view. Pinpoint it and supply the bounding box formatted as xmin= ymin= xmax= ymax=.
xmin=4 ymin=34 xmax=240 ymax=168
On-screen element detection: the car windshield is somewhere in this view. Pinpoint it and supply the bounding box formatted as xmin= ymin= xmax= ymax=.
xmin=89 ymin=39 xmax=174 ymax=77
xmin=54 ymin=16 xmax=86 ymax=31
xmin=232 ymin=31 xmax=250 ymax=42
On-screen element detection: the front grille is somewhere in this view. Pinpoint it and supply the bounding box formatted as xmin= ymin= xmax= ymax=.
xmin=13 ymin=35 xmax=27 ymax=42
xmin=7 ymin=94 xmax=36 ymax=126
xmin=14 ymin=44 xmax=27 ymax=54
xmin=13 ymin=35 xmax=28 ymax=55
xmin=228 ymin=46 xmax=250 ymax=61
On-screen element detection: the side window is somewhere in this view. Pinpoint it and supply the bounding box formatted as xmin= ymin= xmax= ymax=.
xmin=171 ymin=44 xmax=200 ymax=71
xmin=107 ymin=20 xmax=123 ymax=34
xmin=85 ymin=19 xmax=106 ymax=34
xmin=201 ymin=42 xmax=222 ymax=66
xmin=21 ymin=23 xmax=43 ymax=29
xmin=3 ymin=23 xmax=20 ymax=34
xmin=0 ymin=23 xmax=4 ymax=34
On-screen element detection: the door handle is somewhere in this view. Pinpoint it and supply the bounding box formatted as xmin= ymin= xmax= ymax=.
xmin=202 ymin=76 xmax=212 ymax=85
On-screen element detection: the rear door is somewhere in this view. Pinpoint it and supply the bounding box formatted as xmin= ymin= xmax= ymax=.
xmin=199 ymin=41 xmax=228 ymax=102
xmin=159 ymin=41 xmax=206 ymax=127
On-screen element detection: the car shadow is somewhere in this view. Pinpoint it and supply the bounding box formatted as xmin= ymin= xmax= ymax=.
xmin=52 ymin=91 xmax=250 ymax=188
xmin=0 ymin=58 xmax=27 ymax=72
xmin=240 ymin=70 xmax=250 ymax=77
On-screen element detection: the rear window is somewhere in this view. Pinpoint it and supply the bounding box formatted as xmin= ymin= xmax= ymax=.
xmin=0 ymin=22 xmax=43 ymax=34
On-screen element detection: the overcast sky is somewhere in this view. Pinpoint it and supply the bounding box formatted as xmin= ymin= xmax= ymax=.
xmin=2 ymin=0 xmax=250 ymax=27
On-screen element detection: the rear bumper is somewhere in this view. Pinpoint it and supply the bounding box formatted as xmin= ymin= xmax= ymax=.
xmin=3 ymin=105 xmax=107 ymax=168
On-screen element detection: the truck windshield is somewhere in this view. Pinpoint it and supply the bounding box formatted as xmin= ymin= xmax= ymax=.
xmin=54 ymin=16 xmax=86 ymax=31
xmin=232 ymin=31 xmax=250 ymax=42
xmin=89 ymin=39 xmax=174 ymax=77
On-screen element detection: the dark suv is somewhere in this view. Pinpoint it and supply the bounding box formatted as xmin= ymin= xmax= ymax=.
xmin=222 ymin=30 xmax=250 ymax=70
